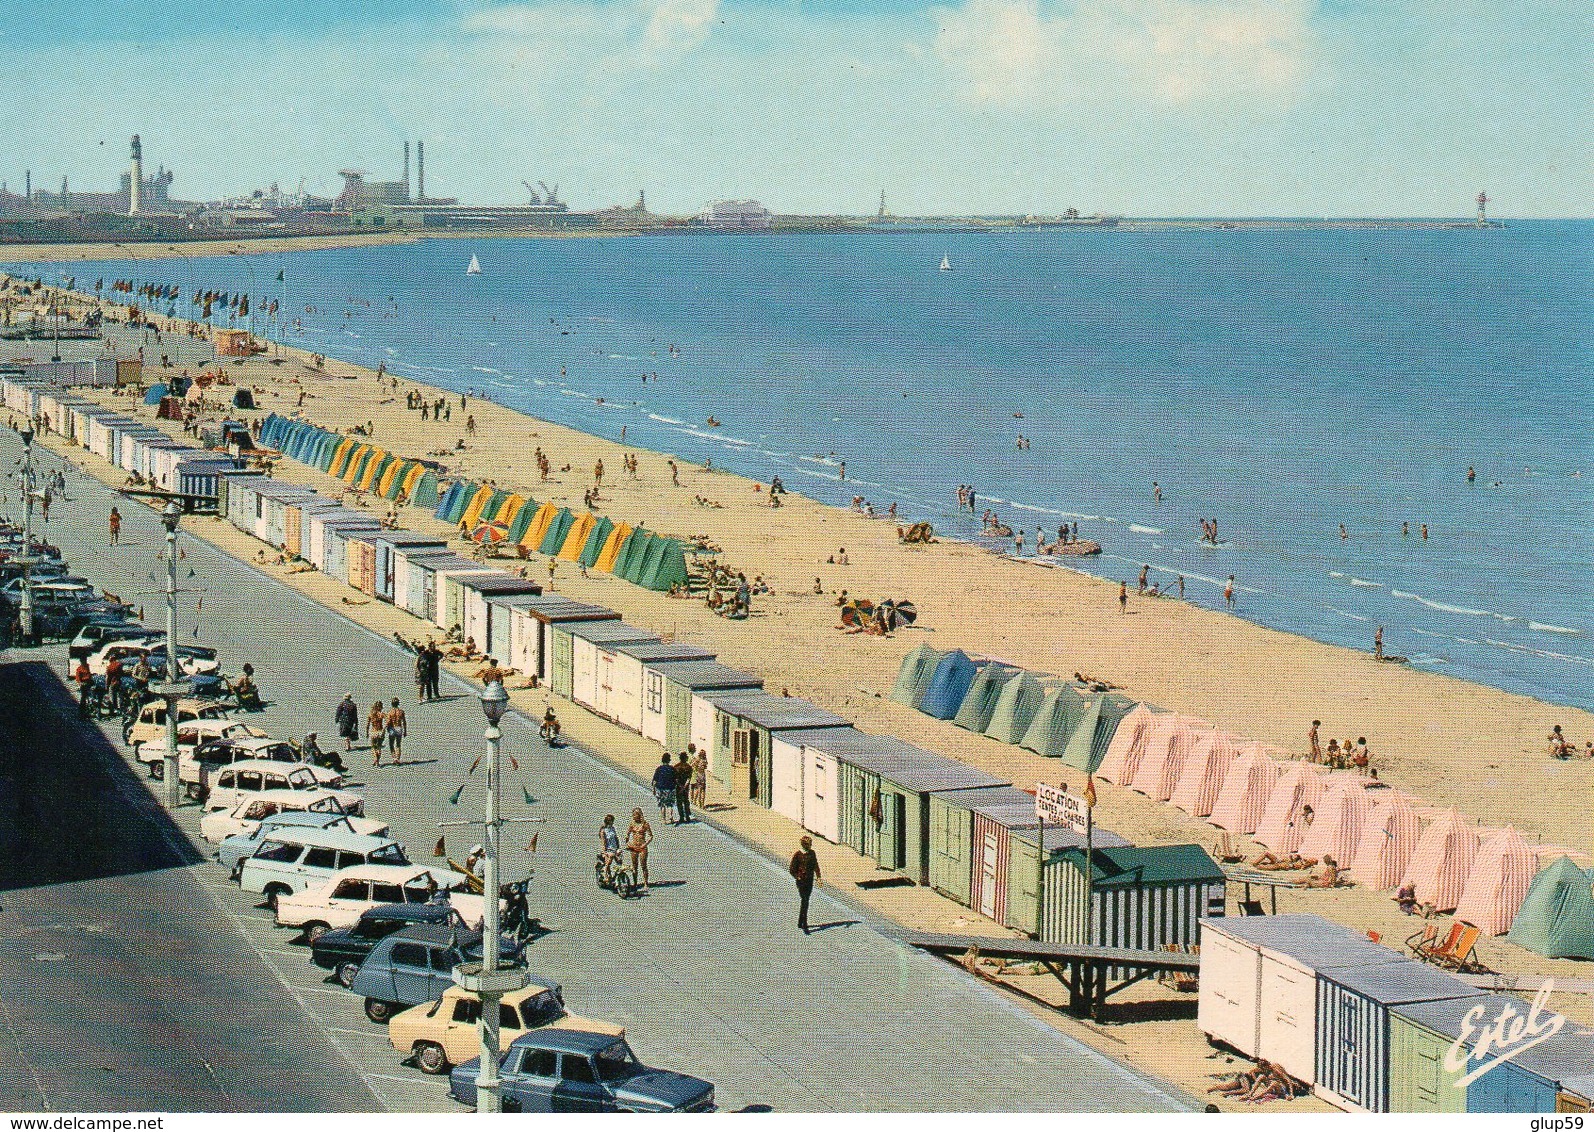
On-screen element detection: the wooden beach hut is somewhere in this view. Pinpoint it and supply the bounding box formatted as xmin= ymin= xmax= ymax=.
xmin=457 ymin=574 xmax=543 ymax=658
xmin=1040 ymin=845 xmax=1224 ymax=962
xmin=888 ymin=645 xmax=943 ymax=706
xmin=596 ymin=641 xmax=717 ymax=734
xmin=1198 ymin=913 xmax=1405 ymax=1086
xmin=982 ymin=672 xmax=1046 ymax=744
xmin=1386 ymin=995 xmax=1493 ymax=1113
xmin=764 ymin=727 xmax=867 ymax=830
xmin=926 ymin=785 xmax=1036 ymax=911
xmin=394 ymin=549 xmax=460 ymax=619
xmin=498 ymin=597 xmax=619 ymax=686
xmin=367 ymin=531 xmax=447 ymax=603
xmin=1314 ymin=960 xmax=1484 ymax=1112
xmin=952 ymin=663 xmax=1017 ymax=733
xmin=647 ymin=660 xmax=762 ymax=752
xmin=1557 ymin=1078 xmax=1594 ymax=1114
xmin=557 ymin=619 xmax=660 ymax=701
xmin=1004 ymin=823 xmax=1132 ymax=937
xmin=708 ymin=692 xmax=851 ymax=805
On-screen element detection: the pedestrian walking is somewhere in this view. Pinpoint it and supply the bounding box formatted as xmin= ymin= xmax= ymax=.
xmin=627 ymin=808 xmax=653 ymax=887
xmin=651 ymin=753 xmax=677 ymax=824
xmin=335 ymin=693 xmax=359 ymax=751
xmin=424 ymin=640 xmax=442 ymax=700
xmin=414 ymin=648 xmax=429 ymax=702
xmin=385 ymin=699 xmax=407 ymax=764
xmin=690 ymin=745 xmax=708 ymax=808
xmin=673 ymin=751 xmax=694 ymax=824
xmin=108 ymin=506 xmax=121 ymax=545
xmin=1374 ymin=625 xmax=1384 ymax=660
xmin=789 ymin=836 xmax=821 ymax=933
xmin=1224 ymin=575 xmax=1236 ymax=608
xmin=1118 ymin=582 xmax=1128 ymax=614
xmin=368 ymin=700 xmax=387 ymax=766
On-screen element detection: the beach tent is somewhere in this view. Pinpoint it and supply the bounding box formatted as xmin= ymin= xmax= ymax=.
xmin=346 ymin=446 xmax=376 ymax=485
xmin=578 ymin=516 xmax=614 ymax=567
xmin=1298 ymin=778 xmax=1372 ymax=867
xmin=409 ymin=469 xmax=440 ymax=509
xmin=1401 ymin=809 xmax=1480 ymax=913
xmin=1208 ymin=744 xmax=1281 ymax=833
xmin=918 ymin=650 xmax=978 ymax=720
xmin=461 ymin=483 xmax=497 ymax=529
xmin=983 ymin=672 xmax=1046 ymax=744
xmin=480 ymin=489 xmax=512 ymax=523
xmin=629 ymin=533 xmax=669 ymax=585
xmin=432 ymin=480 xmax=465 ymax=522
xmin=1059 ymin=693 xmax=1134 ymax=775
xmin=1453 ymin=827 xmax=1540 ymax=936
xmin=1169 ymin=731 xmax=1237 ymax=817
xmin=496 ymin=493 xmax=529 ymax=529
xmin=1018 ymin=685 xmax=1086 ymax=759
xmin=521 ymin=501 xmax=559 ymax=549
xmin=1506 ymin=857 xmax=1594 ymax=959
xmin=538 ymin=508 xmax=576 ymax=556
xmin=328 ymin=438 xmax=357 ymax=478
xmin=952 ymin=664 xmax=1017 ymax=733
xmin=1254 ymin=762 xmax=1329 ymax=853
xmin=889 ymin=645 xmax=943 ymax=706
xmin=557 ymin=512 xmax=596 ymax=561
xmin=1352 ymin=796 xmax=1421 ymax=890
xmin=143 ymin=384 xmax=168 ymax=404
xmin=594 ymin=522 xmax=632 ymax=573
xmin=501 ymin=495 xmax=534 ymax=541
xmin=359 ymin=452 xmax=393 ymax=492
xmin=1096 ymin=703 xmax=1155 ymax=784
xmin=636 ymin=538 xmax=689 ymax=592
xmin=375 ymin=458 xmax=403 ymax=498
xmin=615 ymin=530 xmax=656 ymax=582
xmin=1130 ymin=714 xmax=1205 ymax=801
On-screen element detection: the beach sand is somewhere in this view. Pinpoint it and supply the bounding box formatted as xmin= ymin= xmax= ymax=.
xmin=24 ymin=288 xmax=1594 ymax=1107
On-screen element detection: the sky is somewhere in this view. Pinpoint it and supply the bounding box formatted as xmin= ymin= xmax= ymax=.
xmin=0 ymin=0 xmax=1587 ymax=216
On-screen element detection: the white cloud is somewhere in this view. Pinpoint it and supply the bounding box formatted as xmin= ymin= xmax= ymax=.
xmin=932 ymin=0 xmax=1313 ymax=108
xmin=640 ymin=0 xmax=720 ymax=61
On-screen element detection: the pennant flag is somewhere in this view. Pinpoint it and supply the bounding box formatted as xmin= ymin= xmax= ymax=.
xmin=276 ymin=270 xmax=284 ymax=282
xmin=1083 ymin=775 xmax=1097 ymax=808
xmin=433 ymin=836 xmax=447 ymax=858
xmin=468 ymin=754 xmax=482 ymax=775
xmin=448 ymin=784 xmax=465 ymax=805
xmin=509 ymin=754 xmax=519 ymax=772
xmin=525 ymin=833 xmax=538 ymax=853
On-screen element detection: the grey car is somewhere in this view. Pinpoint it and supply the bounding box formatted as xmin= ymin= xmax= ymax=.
xmin=349 ymin=923 xmax=527 ymax=1023
xmin=218 ymin=810 xmax=364 ymax=874
xmin=449 ymin=1030 xmax=715 ymax=1112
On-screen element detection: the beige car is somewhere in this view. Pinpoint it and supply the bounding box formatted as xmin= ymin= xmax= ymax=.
xmin=389 ymin=983 xmax=623 ymax=1075
xmin=125 ymin=699 xmax=232 ymax=752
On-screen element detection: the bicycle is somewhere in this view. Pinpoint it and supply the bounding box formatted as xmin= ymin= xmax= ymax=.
xmin=595 ymin=851 xmax=637 ymax=898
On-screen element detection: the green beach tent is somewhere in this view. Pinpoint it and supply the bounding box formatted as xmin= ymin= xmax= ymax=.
xmin=381 ymin=460 xmax=412 ymax=500
xmin=953 ymin=664 xmax=1018 ymax=732
xmin=537 ymin=508 xmax=576 ymax=556
xmin=984 ymin=672 xmax=1046 ymax=744
xmin=633 ymin=534 xmax=669 ymax=585
xmin=1059 ymin=693 xmax=1104 ymax=772
xmin=578 ymin=516 xmax=615 ymax=567
xmin=641 ymin=538 xmax=689 ymax=592
xmin=480 ymin=489 xmax=511 ymax=523
xmin=889 ymin=645 xmax=944 ymax=706
xmin=615 ymin=530 xmax=655 ymax=582
xmin=410 ymin=470 xmax=440 ymax=509
xmin=1090 ymin=694 xmax=1138 ymax=771
xmin=1506 ymin=857 xmax=1594 ymax=959
xmin=506 ymin=497 xmax=539 ymax=544
xmin=1019 ymin=685 xmax=1090 ymax=759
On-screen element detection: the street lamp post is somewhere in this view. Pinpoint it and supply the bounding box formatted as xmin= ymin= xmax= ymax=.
xmin=453 ymin=680 xmax=527 ymax=1114
xmin=155 ymin=500 xmax=186 ymax=807
xmin=15 ymin=427 xmax=36 ymax=643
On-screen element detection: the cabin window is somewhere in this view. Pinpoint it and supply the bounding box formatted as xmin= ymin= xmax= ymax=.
xmin=645 ymin=673 xmax=664 ymax=714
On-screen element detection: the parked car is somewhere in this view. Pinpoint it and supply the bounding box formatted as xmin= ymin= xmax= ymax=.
xmin=178 ymin=735 xmax=344 ymax=797
xmin=202 ymin=759 xmax=363 ymax=815
xmin=239 ymin=827 xmax=410 ymax=913
xmin=350 ymin=924 xmax=527 ymax=1024
xmin=124 ymin=698 xmax=231 ymax=750
xmin=38 ymin=601 xmax=135 ymax=641
xmin=449 ymin=1031 xmax=715 ymax=1112
xmin=391 ymin=982 xmax=621 ymax=1074
xmin=67 ymin=619 xmax=149 ymax=660
xmin=274 ymin=864 xmax=482 ymax=940
xmin=311 ymin=903 xmax=458 ymax=988
xmin=87 ymin=639 xmax=219 ymax=678
xmin=134 ymin=717 xmax=270 ymax=774
xmin=203 ymin=790 xmax=384 ymax=846
xmin=217 ymin=807 xmax=380 ymax=872
xmin=2 ymin=577 xmax=93 ymax=604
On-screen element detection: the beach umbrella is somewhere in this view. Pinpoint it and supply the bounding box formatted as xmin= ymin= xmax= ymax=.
xmin=1454 ymin=827 xmax=1540 ymax=936
xmin=1351 ymin=796 xmax=1420 ymax=890
xmin=470 ymin=521 xmax=509 ymax=546
xmin=1095 ymin=703 xmax=1155 ymax=784
xmin=1169 ymin=730 xmax=1238 ymax=817
xmin=1400 ymin=808 xmax=1479 ymax=913
xmin=1208 ymin=743 xmax=1281 ymax=834
xmin=838 ymin=599 xmax=874 ymax=629
xmin=1298 ymin=777 xmax=1372 ymax=866
xmin=1253 ymin=761 xmax=1328 ymax=853
xmin=1129 ymin=714 xmax=1206 ymax=801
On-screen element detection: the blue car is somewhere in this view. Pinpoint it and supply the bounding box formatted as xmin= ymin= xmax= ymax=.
xmin=310 ymin=903 xmax=457 ymax=988
xmin=449 ymin=1030 xmax=715 ymax=1112
xmin=349 ymin=923 xmax=527 ymax=1023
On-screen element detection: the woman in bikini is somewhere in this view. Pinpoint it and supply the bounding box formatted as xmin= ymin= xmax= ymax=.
xmin=627 ymin=808 xmax=654 ymax=888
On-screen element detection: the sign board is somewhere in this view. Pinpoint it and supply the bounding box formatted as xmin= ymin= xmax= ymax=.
xmin=1035 ymin=782 xmax=1089 ymax=835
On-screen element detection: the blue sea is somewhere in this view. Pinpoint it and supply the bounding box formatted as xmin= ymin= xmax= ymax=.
xmin=11 ymin=223 xmax=1591 ymax=709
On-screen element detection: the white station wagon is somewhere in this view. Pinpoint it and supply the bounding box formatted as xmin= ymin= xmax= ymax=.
xmin=239 ymin=827 xmax=411 ymax=911
xmin=203 ymin=760 xmax=363 ymax=816
xmin=275 ymin=864 xmax=485 ymax=936
xmin=199 ymin=790 xmax=388 ymax=844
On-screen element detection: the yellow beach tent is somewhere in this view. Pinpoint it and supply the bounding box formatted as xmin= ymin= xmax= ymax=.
xmin=397 ymin=463 xmax=426 ymax=502
xmin=460 ymin=484 xmax=497 ymax=530
xmin=520 ymin=502 xmax=560 ymax=550
xmin=343 ymin=444 xmax=374 ymax=484
xmin=376 ymin=458 xmax=405 ymax=498
xmin=358 ymin=452 xmax=392 ymax=492
xmin=557 ymin=512 xmax=596 ymax=560
xmin=328 ymin=438 xmax=358 ymax=478
xmin=594 ymin=521 xmax=633 ymax=573
xmin=497 ymin=494 xmax=529 ymax=527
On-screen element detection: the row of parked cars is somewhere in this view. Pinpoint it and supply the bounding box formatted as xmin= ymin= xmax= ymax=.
xmin=1 ymin=525 xmax=134 ymax=641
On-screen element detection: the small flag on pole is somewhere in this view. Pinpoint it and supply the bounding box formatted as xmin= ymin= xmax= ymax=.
xmin=522 ymin=787 xmax=536 ymax=805
xmin=448 ymin=784 xmax=465 ymax=805
xmin=1083 ymin=776 xmax=1097 ymax=808
xmin=433 ymin=836 xmax=446 ymax=858
xmin=468 ymin=754 xmax=482 ymax=775
xmin=525 ymin=833 xmax=538 ymax=853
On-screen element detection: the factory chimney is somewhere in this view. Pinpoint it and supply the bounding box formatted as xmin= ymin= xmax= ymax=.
xmin=129 ymin=135 xmax=143 ymax=215
xmin=417 ymin=141 xmax=425 ymax=203
xmin=24 ymin=170 xmax=31 ymax=201
xmin=403 ymin=141 xmax=411 ymax=201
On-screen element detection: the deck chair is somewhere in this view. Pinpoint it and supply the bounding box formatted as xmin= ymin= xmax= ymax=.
xmin=1435 ymin=923 xmax=1488 ymax=974
xmin=1407 ymin=922 xmax=1450 ymax=961
xmin=1213 ymin=832 xmax=1244 ymax=864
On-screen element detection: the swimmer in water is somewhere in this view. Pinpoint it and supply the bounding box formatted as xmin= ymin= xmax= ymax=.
xmin=1467 ymin=465 xmax=1475 ymax=483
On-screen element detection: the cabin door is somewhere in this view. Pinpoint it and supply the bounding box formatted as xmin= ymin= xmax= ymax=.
xmin=978 ymin=831 xmax=1000 ymax=918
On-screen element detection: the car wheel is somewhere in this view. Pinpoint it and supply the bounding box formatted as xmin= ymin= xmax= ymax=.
xmin=148 ymin=758 xmax=163 ymax=780
xmin=414 ymin=1041 xmax=450 ymax=1075
xmin=335 ymin=961 xmax=360 ymax=988
xmin=263 ymin=884 xmax=290 ymax=911
xmin=303 ymin=922 xmax=330 ymax=944
xmin=364 ymin=998 xmax=398 ymax=1024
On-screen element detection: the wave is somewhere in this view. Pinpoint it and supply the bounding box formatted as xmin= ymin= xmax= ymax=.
xmin=1390 ymin=589 xmax=1500 ymax=618
xmin=1350 ymin=578 xmax=1383 ymax=588
xmin=647 ymin=414 xmax=685 ymax=425
xmin=1484 ymin=639 xmax=1594 ymax=667
xmin=471 ymin=366 xmax=502 ymax=374
xmin=1128 ymin=524 xmax=1163 ymax=535
xmin=1326 ymin=607 xmax=1371 ymax=622
xmin=1530 ymin=622 xmax=1581 ymax=635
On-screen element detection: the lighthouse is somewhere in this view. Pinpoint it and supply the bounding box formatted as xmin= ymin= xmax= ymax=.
xmin=128 ymin=135 xmax=143 ymax=215
xmin=1476 ymin=191 xmax=1489 ymax=226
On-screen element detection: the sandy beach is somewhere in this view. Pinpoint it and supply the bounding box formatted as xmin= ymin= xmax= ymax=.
xmin=18 ymin=286 xmax=1594 ymax=1105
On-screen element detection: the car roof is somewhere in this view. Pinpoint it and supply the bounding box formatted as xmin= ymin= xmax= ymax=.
xmin=250 ymin=812 xmax=353 ymax=833
xmin=363 ymin=902 xmax=454 ymax=924
xmin=220 ymin=759 xmax=319 ymax=775
xmin=228 ymin=788 xmax=344 ymax=809
xmin=327 ymin=864 xmax=454 ymax=883
xmin=389 ymin=923 xmax=480 ymax=946
xmin=507 ymin=1029 xmax=620 ymax=1055
xmin=257 ymin=826 xmax=395 ymax=852
xmin=222 ymin=736 xmax=293 ymax=751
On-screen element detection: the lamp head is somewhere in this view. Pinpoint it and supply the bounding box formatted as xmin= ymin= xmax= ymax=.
xmin=18 ymin=427 xmax=32 ymax=448
xmin=160 ymin=499 xmax=181 ymax=533
xmin=479 ymin=680 xmax=509 ymax=725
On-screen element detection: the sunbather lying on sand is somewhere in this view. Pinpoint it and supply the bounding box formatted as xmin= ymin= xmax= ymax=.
xmin=1252 ymin=852 xmax=1318 ymax=871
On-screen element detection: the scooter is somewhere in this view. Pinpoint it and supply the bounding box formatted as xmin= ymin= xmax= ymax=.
xmin=595 ymin=852 xmax=637 ymax=898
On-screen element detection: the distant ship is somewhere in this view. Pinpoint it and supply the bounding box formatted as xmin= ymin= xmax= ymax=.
xmin=939 ymin=255 xmax=951 ymax=272
xmin=466 ymin=255 xmax=482 ymax=275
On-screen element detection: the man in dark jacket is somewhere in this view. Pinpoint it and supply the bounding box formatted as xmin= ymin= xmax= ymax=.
xmin=789 ymin=836 xmax=821 ymax=933
xmin=672 ymin=751 xmax=694 ymax=824
xmin=424 ymin=641 xmax=442 ymax=701
xmin=651 ymin=754 xmax=677 ymax=825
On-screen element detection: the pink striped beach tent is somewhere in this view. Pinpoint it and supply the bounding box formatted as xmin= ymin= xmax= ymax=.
xmin=1454 ymin=827 xmax=1541 ymax=936
xmin=1401 ymin=808 xmax=1480 ymax=913
xmin=1253 ymin=762 xmax=1329 ymax=853
xmin=1350 ymin=796 xmax=1421 ymax=890
xmin=1096 ymin=703 xmax=1156 ymax=785
xmin=1169 ymin=730 xmax=1238 ymax=817
xmin=1208 ymin=743 xmax=1281 ymax=833
xmin=1299 ymin=777 xmax=1373 ymax=866
xmin=1129 ymin=715 xmax=1207 ymax=801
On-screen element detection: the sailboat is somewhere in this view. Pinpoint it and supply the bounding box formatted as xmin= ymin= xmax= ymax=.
xmin=466 ymin=255 xmax=482 ymax=276
xmin=939 ymin=254 xmax=951 ymax=272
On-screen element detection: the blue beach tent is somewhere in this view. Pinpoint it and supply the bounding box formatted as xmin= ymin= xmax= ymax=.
xmin=918 ymin=649 xmax=978 ymax=719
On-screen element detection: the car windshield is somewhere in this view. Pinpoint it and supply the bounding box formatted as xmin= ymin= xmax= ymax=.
xmin=594 ymin=1041 xmax=643 ymax=1082
xmin=369 ymin=843 xmax=408 ymax=865
xmin=518 ymin=991 xmax=564 ymax=1028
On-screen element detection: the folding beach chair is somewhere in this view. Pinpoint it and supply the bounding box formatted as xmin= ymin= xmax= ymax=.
xmin=1434 ymin=923 xmax=1488 ymax=974
xmin=1213 ymin=832 xmax=1244 ymax=864
xmin=1406 ymin=922 xmax=1448 ymax=961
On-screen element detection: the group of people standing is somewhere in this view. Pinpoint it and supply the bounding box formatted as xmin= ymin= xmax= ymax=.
xmin=650 ymin=748 xmax=708 ymax=826
xmin=412 ymin=639 xmax=444 ymax=701
xmin=333 ymin=692 xmax=409 ymax=766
